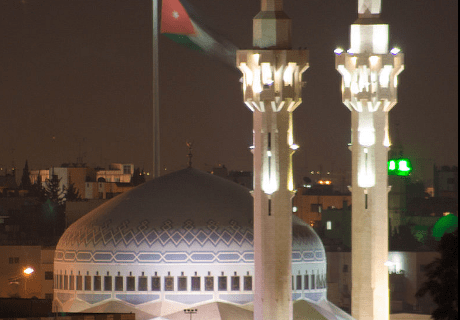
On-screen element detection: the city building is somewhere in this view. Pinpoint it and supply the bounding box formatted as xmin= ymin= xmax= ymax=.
xmin=30 ymin=163 xmax=136 ymax=200
xmin=434 ymin=165 xmax=458 ymax=199
xmin=293 ymin=185 xmax=351 ymax=227
xmin=0 ymin=245 xmax=54 ymax=300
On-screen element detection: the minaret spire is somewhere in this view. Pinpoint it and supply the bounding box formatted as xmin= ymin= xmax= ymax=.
xmin=238 ymin=0 xmax=308 ymax=319
xmin=358 ymin=0 xmax=381 ymax=17
xmin=253 ymin=0 xmax=291 ymax=49
xmin=336 ymin=0 xmax=404 ymax=319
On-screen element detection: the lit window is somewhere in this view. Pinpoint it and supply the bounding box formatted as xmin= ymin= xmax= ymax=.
xmin=327 ymin=221 xmax=332 ymax=230
xmin=104 ymin=276 xmax=112 ymax=291
xmin=93 ymin=275 xmax=101 ymax=291
xmin=178 ymin=276 xmax=187 ymax=291
xmin=296 ymin=275 xmax=302 ymax=290
xmin=231 ymin=276 xmax=240 ymax=291
xmin=151 ymin=276 xmax=161 ymax=291
xmin=205 ymin=276 xmax=214 ymax=291
xmin=138 ymin=276 xmax=148 ymax=291
xmin=126 ymin=276 xmax=135 ymax=291
xmin=76 ymin=275 xmax=82 ymax=290
xmin=165 ymin=276 xmax=174 ymax=291
xmin=292 ymin=206 xmax=298 ymax=213
xmin=244 ymin=276 xmax=252 ymax=291
xmin=84 ymin=276 xmax=91 ymax=291
xmin=191 ymin=277 xmax=201 ymax=291
xmin=218 ymin=276 xmax=227 ymax=291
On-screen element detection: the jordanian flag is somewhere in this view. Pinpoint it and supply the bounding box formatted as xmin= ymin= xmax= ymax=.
xmin=160 ymin=0 xmax=237 ymax=67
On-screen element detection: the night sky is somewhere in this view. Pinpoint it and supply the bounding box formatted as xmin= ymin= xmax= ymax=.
xmin=0 ymin=0 xmax=457 ymax=185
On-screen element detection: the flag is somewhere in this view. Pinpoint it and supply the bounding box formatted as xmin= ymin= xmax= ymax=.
xmin=160 ymin=0 xmax=237 ymax=67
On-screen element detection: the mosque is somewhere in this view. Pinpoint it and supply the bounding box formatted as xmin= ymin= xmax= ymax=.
xmin=53 ymin=168 xmax=354 ymax=319
xmin=53 ymin=0 xmax=401 ymax=318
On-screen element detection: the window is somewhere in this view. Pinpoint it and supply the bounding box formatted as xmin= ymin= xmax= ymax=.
xmin=123 ymin=165 xmax=131 ymax=175
xmin=126 ymin=276 xmax=135 ymax=291
xmin=104 ymin=276 xmax=112 ymax=291
xmin=311 ymin=204 xmax=322 ymax=213
xmin=165 ymin=276 xmax=174 ymax=291
xmin=115 ymin=276 xmax=123 ymax=291
xmin=152 ymin=277 xmax=161 ymax=291
xmin=138 ymin=277 xmax=148 ymax=291
xmin=76 ymin=275 xmax=83 ymax=290
xmin=343 ymin=264 xmax=349 ymax=273
xmin=205 ymin=276 xmax=214 ymax=291
xmin=218 ymin=276 xmax=227 ymax=291
xmin=94 ymin=276 xmax=101 ymax=291
xmin=178 ymin=276 xmax=187 ymax=291
xmin=69 ymin=275 xmax=75 ymax=290
xmin=59 ymin=275 xmax=63 ymax=289
xmin=304 ymin=274 xmax=309 ymax=290
xmin=45 ymin=271 xmax=53 ymax=280
xmin=84 ymin=276 xmax=91 ymax=291
xmin=231 ymin=276 xmax=240 ymax=291
xmin=311 ymin=274 xmax=315 ymax=290
xmin=244 ymin=276 xmax=252 ymax=291
xmin=326 ymin=221 xmax=332 ymax=230
xmin=191 ymin=277 xmax=201 ymax=291
xmin=9 ymin=257 xmax=19 ymax=264
xmin=296 ymin=275 xmax=302 ymax=290
xmin=64 ymin=275 xmax=68 ymax=290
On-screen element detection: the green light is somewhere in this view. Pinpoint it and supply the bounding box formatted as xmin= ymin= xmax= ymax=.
xmin=389 ymin=160 xmax=396 ymax=171
xmin=432 ymin=214 xmax=458 ymax=240
xmin=388 ymin=158 xmax=412 ymax=176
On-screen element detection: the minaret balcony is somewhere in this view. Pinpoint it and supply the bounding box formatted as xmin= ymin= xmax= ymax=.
xmin=237 ymin=49 xmax=308 ymax=112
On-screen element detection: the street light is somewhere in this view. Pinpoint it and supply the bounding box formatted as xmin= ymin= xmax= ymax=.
xmin=23 ymin=267 xmax=35 ymax=297
xmin=184 ymin=308 xmax=197 ymax=320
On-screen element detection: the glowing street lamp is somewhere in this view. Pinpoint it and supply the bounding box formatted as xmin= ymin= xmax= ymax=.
xmin=23 ymin=267 xmax=35 ymax=296
xmin=24 ymin=267 xmax=35 ymax=275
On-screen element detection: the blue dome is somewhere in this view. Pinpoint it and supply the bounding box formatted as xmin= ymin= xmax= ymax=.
xmin=54 ymin=168 xmax=327 ymax=316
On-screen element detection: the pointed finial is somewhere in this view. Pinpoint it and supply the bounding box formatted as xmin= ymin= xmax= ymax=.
xmin=186 ymin=141 xmax=193 ymax=168
xmin=358 ymin=0 xmax=381 ymax=18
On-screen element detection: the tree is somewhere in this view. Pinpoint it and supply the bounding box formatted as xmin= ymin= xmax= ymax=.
xmin=416 ymin=228 xmax=458 ymax=320
xmin=44 ymin=175 xmax=65 ymax=206
xmin=20 ymin=160 xmax=32 ymax=190
xmin=29 ymin=174 xmax=46 ymax=200
xmin=65 ymin=182 xmax=82 ymax=201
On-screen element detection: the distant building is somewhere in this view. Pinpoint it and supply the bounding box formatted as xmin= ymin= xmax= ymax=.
xmin=210 ymin=164 xmax=253 ymax=189
xmin=292 ymin=184 xmax=351 ymax=227
xmin=326 ymin=250 xmax=440 ymax=314
xmin=0 ymin=245 xmax=54 ymax=300
xmin=434 ymin=165 xmax=458 ymax=199
xmin=30 ymin=163 xmax=136 ymax=200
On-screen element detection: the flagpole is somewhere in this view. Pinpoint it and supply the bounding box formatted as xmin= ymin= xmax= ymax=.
xmin=152 ymin=0 xmax=160 ymax=179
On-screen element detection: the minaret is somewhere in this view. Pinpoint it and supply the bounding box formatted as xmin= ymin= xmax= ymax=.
xmin=335 ymin=1 xmax=404 ymax=319
xmin=237 ymin=1 xmax=308 ymax=319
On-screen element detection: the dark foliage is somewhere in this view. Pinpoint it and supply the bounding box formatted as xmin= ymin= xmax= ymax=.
xmin=20 ymin=160 xmax=32 ymax=190
xmin=65 ymin=182 xmax=82 ymax=201
xmin=390 ymin=225 xmax=424 ymax=251
xmin=416 ymin=228 xmax=458 ymax=320
xmin=131 ymin=167 xmax=146 ymax=186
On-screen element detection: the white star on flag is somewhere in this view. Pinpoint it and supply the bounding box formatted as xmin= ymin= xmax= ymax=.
xmin=172 ymin=11 xmax=179 ymax=19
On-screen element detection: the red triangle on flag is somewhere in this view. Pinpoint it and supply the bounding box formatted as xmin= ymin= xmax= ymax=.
xmin=161 ymin=0 xmax=196 ymax=35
